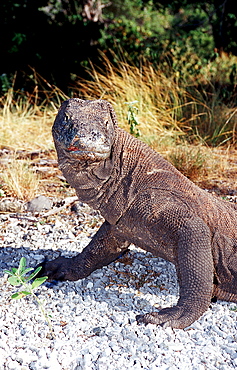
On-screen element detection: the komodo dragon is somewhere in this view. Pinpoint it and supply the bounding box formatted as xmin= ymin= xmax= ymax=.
xmin=40 ymin=98 xmax=237 ymax=329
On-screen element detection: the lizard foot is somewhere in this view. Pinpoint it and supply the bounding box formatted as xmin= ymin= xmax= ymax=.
xmin=136 ymin=306 xmax=196 ymax=329
xmin=37 ymin=256 xmax=77 ymax=281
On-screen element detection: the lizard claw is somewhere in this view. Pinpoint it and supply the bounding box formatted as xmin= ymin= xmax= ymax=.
xmin=136 ymin=306 xmax=196 ymax=329
xmin=36 ymin=255 xmax=72 ymax=281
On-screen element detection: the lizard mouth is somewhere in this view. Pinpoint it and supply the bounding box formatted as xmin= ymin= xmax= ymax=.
xmin=66 ymin=145 xmax=110 ymax=160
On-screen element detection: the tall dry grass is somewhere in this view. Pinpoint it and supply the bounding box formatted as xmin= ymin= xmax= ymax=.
xmin=75 ymin=53 xmax=237 ymax=149
xmin=1 ymin=158 xmax=40 ymax=200
xmin=0 ymin=74 xmax=68 ymax=200
xmin=75 ymin=55 xmax=194 ymax=149
xmin=74 ymin=54 xmax=237 ymax=185
xmin=0 ymin=72 xmax=67 ymax=151
xmin=0 ymin=57 xmax=236 ymax=199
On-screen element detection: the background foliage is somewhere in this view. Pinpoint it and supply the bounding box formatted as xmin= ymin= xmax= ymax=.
xmin=0 ymin=0 xmax=237 ymax=93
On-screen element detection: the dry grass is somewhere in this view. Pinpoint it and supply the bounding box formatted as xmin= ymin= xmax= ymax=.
xmin=168 ymin=145 xmax=207 ymax=180
xmin=165 ymin=143 xmax=237 ymax=192
xmin=193 ymin=146 xmax=237 ymax=193
xmin=0 ymin=75 xmax=68 ymax=200
xmin=1 ymin=158 xmax=41 ymax=200
xmin=0 ymin=73 xmax=67 ymax=151
xmin=0 ymin=60 xmax=237 ymax=201
xmin=179 ymin=53 xmax=237 ymax=146
xmin=75 ymin=53 xmax=237 ymax=148
xmin=75 ymin=54 xmax=199 ymax=147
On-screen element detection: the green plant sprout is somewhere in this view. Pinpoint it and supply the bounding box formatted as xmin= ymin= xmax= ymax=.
xmin=4 ymin=257 xmax=54 ymax=338
xmin=125 ymin=101 xmax=141 ymax=138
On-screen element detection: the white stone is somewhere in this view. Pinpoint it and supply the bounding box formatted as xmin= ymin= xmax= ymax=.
xmin=7 ymin=360 xmax=22 ymax=370
xmin=87 ymin=281 xmax=94 ymax=289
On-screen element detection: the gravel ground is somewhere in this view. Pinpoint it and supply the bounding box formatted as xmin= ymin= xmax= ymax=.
xmin=1 ymin=202 xmax=237 ymax=370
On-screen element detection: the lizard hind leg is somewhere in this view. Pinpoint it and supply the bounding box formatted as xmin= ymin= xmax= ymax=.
xmin=137 ymin=216 xmax=214 ymax=329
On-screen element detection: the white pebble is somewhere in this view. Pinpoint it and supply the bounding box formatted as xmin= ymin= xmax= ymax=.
xmin=6 ymin=360 xmax=22 ymax=370
xmin=87 ymin=281 xmax=94 ymax=289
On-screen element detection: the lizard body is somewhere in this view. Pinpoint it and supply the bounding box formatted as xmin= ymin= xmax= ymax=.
xmin=40 ymin=98 xmax=237 ymax=329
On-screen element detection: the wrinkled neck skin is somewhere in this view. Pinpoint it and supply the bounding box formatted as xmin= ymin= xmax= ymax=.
xmin=56 ymin=146 xmax=114 ymax=203
xmin=55 ymin=129 xmax=125 ymax=223
xmin=56 ymin=127 xmax=197 ymax=225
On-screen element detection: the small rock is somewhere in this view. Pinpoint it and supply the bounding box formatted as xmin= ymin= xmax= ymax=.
xmin=7 ymin=360 xmax=22 ymax=370
xmin=0 ymin=198 xmax=23 ymax=213
xmin=26 ymin=195 xmax=53 ymax=213
xmin=92 ymin=326 xmax=102 ymax=335
xmin=87 ymin=281 xmax=94 ymax=289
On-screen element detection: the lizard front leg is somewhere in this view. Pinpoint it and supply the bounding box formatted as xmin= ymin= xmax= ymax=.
xmin=38 ymin=221 xmax=129 ymax=281
xmin=137 ymin=216 xmax=214 ymax=329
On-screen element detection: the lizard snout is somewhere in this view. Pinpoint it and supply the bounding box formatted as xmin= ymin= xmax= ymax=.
xmin=66 ymin=131 xmax=111 ymax=161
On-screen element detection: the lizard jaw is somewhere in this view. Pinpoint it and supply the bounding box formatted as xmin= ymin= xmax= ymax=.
xmin=66 ymin=147 xmax=110 ymax=161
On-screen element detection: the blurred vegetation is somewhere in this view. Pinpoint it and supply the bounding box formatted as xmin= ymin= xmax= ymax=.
xmin=0 ymin=0 xmax=237 ymax=93
xmin=1 ymin=1 xmax=237 ymax=147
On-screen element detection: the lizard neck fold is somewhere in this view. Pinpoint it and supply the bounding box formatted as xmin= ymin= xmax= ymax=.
xmin=57 ymin=128 xmax=144 ymax=223
xmin=58 ymin=127 xmax=201 ymax=225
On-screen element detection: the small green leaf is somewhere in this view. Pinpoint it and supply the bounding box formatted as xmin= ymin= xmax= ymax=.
xmin=25 ymin=266 xmax=42 ymax=282
xmin=12 ymin=292 xmax=24 ymax=299
xmin=11 ymin=291 xmax=31 ymax=299
xmin=4 ymin=267 xmax=18 ymax=276
xmin=31 ymin=276 xmax=48 ymax=289
xmin=21 ymin=267 xmax=34 ymax=276
xmin=20 ymin=290 xmax=31 ymax=296
xmin=18 ymin=257 xmax=26 ymax=274
xmin=4 ymin=269 xmax=14 ymax=276
xmin=8 ymin=276 xmax=22 ymax=286
xmin=11 ymin=292 xmax=21 ymax=299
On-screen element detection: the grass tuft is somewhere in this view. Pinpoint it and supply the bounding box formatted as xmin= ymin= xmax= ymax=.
xmin=0 ymin=73 xmax=68 ymax=200
xmin=168 ymin=145 xmax=207 ymax=180
xmin=1 ymin=158 xmax=41 ymax=200
xmin=75 ymin=53 xmax=194 ymax=145
xmin=75 ymin=52 xmax=237 ymax=148
xmin=0 ymin=71 xmax=67 ymax=151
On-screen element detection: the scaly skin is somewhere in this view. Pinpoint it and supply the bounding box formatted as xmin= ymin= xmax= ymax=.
xmin=39 ymin=98 xmax=237 ymax=329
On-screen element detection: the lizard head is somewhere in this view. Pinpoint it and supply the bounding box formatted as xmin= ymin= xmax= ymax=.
xmin=52 ymin=98 xmax=117 ymax=163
